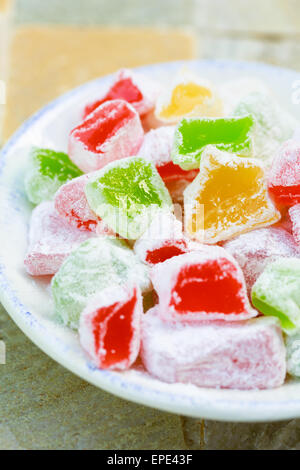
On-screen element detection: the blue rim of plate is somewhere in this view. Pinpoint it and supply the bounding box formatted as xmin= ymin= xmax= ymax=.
xmin=1 ymin=59 xmax=300 ymax=422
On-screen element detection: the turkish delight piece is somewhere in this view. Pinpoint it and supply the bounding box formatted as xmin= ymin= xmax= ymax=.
xmin=24 ymin=201 xmax=92 ymax=276
xmin=79 ymin=284 xmax=142 ymax=370
xmin=138 ymin=126 xmax=198 ymax=182
xmin=151 ymin=248 xmax=256 ymax=322
xmin=234 ymin=92 xmax=299 ymax=166
xmin=220 ymin=77 xmax=270 ymax=114
xmin=52 ymin=237 xmax=150 ymax=329
xmin=155 ymin=70 xmax=223 ymax=123
xmin=85 ymin=156 xmax=172 ymax=240
xmin=54 ymin=174 xmax=99 ymax=232
xmin=172 ymin=115 xmax=254 ymax=171
xmin=141 ymin=308 xmax=286 ymax=390
xmin=252 ymin=257 xmax=300 ymax=334
xmin=69 ymin=99 xmax=144 ymax=173
xmin=286 ymin=333 xmax=300 ymax=377
xmin=83 ymin=68 xmax=161 ymax=119
xmin=223 ymin=227 xmax=300 ymax=293
xmin=134 ymin=211 xmax=189 ymax=265
xmin=25 ymin=147 xmax=82 ymax=205
xmin=289 ymin=204 xmax=300 ymax=245
xmin=268 ymin=139 xmax=300 ymax=207
xmin=184 ymin=146 xmax=280 ymax=244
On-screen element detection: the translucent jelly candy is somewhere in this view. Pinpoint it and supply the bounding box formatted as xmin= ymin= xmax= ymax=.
xmin=141 ymin=308 xmax=286 ymax=390
xmin=83 ymin=68 xmax=160 ymax=119
xmin=184 ymin=147 xmax=280 ymax=244
xmin=234 ymin=92 xmax=299 ymax=166
xmin=252 ymin=257 xmax=300 ymax=334
xmin=25 ymin=147 xmax=83 ymax=205
xmin=151 ymin=248 xmax=256 ymax=322
xmin=79 ymin=284 xmax=142 ymax=370
xmin=268 ymin=139 xmax=300 ymax=207
xmin=24 ymin=202 xmax=92 ymax=276
xmin=137 ymin=126 xmax=198 ymax=182
xmin=155 ymin=71 xmax=223 ymax=123
xmin=52 ymin=237 xmax=150 ymax=329
xmin=134 ymin=211 xmax=189 ymax=265
xmin=172 ymin=115 xmax=254 ymax=171
xmin=54 ymin=174 xmax=99 ymax=232
xmin=69 ymin=99 xmax=144 ymax=173
xmin=286 ymin=333 xmax=300 ymax=377
xmin=85 ymin=156 xmax=172 ymax=240
xmin=223 ymin=227 xmax=300 ymax=293
xmin=289 ymin=204 xmax=300 ymax=245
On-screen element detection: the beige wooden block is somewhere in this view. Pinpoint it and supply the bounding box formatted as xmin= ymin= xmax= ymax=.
xmin=2 ymin=26 xmax=196 ymax=141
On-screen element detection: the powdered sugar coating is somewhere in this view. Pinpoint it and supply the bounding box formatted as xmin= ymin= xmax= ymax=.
xmin=79 ymin=284 xmax=142 ymax=370
xmin=151 ymin=248 xmax=256 ymax=321
xmin=51 ymin=237 xmax=150 ymax=329
xmin=85 ymin=156 xmax=172 ymax=240
xmin=269 ymin=139 xmax=300 ymax=188
xmin=220 ymin=77 xmax=270 ymax=114
xmin=83 ymin=68 xmax=161 ymax=118
xmin=286 ymin=332 xmax=300 ymax=377
xmin=137 ymin=126 xmax=175 ymax=166
xmin=234 ymin=92 xmax=299 ymax=166
xmin=69 ymin=99 xmax=144 ymax=173
xmin=24 ymin=201 xmax=92 ymax=276
xmin=54 ymin=173 xmax=99 ymax=232
xmin=290 ymin=204 xmax=300 ymax=245
xmin=252 ymin=257 xmax=300 ymax=334
xmin=134 ymin=210 xmax=188 ymax=265
xmin=223 ymin=227 xmax=300 ymax=293
xmin=141 ymin=308 xmax=286 ymax=390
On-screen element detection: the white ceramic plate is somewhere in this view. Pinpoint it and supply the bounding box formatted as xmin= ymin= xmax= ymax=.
xmin=1 ymin=60 xmax=300 ymax=422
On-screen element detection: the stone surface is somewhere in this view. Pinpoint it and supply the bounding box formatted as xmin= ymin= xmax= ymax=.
xmin=0 ymin=304 xmax=185 ymax=450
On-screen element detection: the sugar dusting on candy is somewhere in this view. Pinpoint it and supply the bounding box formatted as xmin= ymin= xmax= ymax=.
xmin=79 ymin=284 xmax=142 ymax=370
xmin=223 ymin=227 xmax=300 ymax=293
xmin=69 ymin=99 xmax=144 ymax=173
xmin=134 ymin=211 xmax=189 ymax=265
xmin=25 ymin=147 xmax=83 ymax=205
xmin=51 ymin=237 xmax=150 ymax=329
xmin=54 ymin=174 xmax=99 ymax=232
xmin=233 ymin=92 xmax=299 ymax=166
xmin=24 ymin=201 xmax=92 ymax=276
xmin=290 ymin=204 xmax=300 ymax=245
xmin=251 ymin=257 xmax=300 ymax=334
xmin=138 ymin=126 xmax=175 ymax=165
xmin=286 ymin=332 xmax=300 ymax=377
xmin=137 ymin=126 xmax=198 ymax=182
xmin=83 ymin=68 xmax=161 ymax=118
xmin=268 ymin=139 xmax=300 ymax=206
xmin=141 ymin=308 xmax=286 ymax=390
xmin=151 ymin=247 xmax=257 ymax=322
xmin=85 ymin=156 xmax=172 ymax=240
xmin=78 ymin=101 xmax=134 ymax=153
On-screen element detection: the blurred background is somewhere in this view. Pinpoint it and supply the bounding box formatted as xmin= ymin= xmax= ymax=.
xmin=1 ymin=0 xmax=300 ymax=450
xmin=1 ymin=0 xmax=300 ymax=144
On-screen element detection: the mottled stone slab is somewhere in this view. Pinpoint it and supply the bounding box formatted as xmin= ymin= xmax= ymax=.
xmin=0 ymin=304 xmax=186 ymax=450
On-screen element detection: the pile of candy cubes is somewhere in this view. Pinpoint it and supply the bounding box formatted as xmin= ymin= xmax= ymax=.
xmin=24 ymin=67 xmax=300 ymax=390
